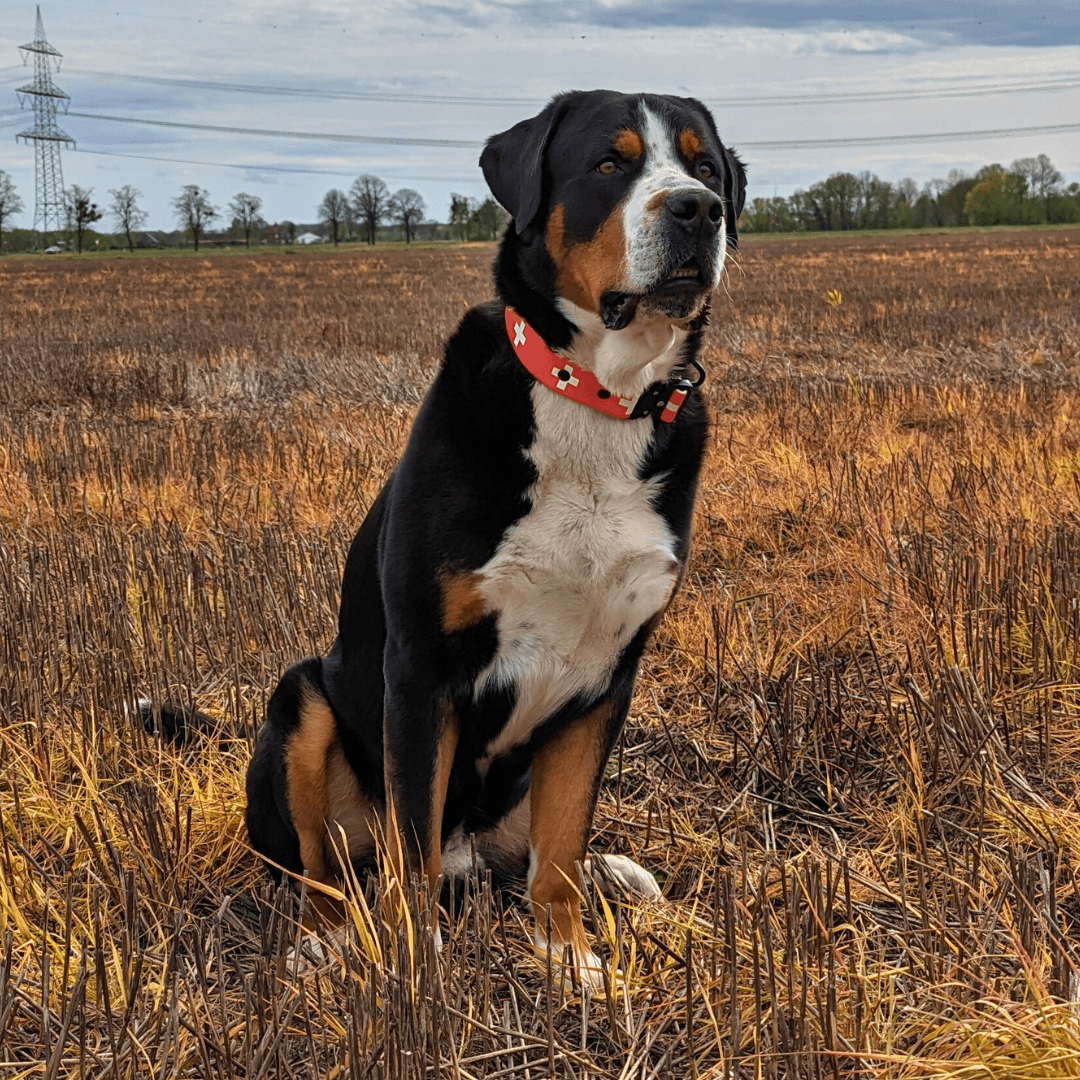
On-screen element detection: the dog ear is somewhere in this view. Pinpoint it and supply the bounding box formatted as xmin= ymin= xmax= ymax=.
xmin=722 ymin=147 xmax=747 ymax=249
xmin=480 ymin=97 xmax=565 ymax=235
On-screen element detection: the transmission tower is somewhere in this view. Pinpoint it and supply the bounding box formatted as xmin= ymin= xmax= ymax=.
xmin=15 ymin=6 xmax=74 ymax=242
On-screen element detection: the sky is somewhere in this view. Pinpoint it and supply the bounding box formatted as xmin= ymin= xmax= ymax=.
xmin=1 ymin=1 xmax=1078 ymax=232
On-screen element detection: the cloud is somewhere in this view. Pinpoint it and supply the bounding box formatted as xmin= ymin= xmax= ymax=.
xmin=404 ymin=0 xmax=1080 ymax=47
xmin=1 ymin=1 xmax=1078 ymax=231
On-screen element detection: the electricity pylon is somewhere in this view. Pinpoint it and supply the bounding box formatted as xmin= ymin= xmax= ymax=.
xmin=15 ymin=6 xmax=74 ymax=244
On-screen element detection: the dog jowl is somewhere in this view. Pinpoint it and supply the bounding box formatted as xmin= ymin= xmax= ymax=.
xmin=245 ymin=89 xmax=746 ymax=983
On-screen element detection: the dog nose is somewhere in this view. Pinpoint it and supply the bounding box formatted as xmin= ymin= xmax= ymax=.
xmin=665 ymin=190 xmax=723 ymax=229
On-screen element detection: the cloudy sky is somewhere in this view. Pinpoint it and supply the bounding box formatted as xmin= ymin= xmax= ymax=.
xmin=1 ymin=1 xmax=1078 ymax=231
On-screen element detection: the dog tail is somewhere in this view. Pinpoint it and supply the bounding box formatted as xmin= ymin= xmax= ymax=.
xmin=138 ymin=697 xmax=217 ymax=745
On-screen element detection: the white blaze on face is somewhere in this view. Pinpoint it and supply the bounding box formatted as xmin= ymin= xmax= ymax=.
xmin=620 ymin=104 xmax=727 ymax=293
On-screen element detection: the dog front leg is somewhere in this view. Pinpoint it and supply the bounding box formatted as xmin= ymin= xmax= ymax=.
xmin=382 ymin=645 xmax=458 ymax=894
xmin=527 ymin=697 xmax=622 ymax=984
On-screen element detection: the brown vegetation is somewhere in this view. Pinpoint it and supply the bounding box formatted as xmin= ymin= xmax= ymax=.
xmin=1 ymin=230 xmax=1080 ymax=1077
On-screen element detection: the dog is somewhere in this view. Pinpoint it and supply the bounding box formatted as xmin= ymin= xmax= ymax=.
xmin=245 ymin=89 xmax=746 ymax=979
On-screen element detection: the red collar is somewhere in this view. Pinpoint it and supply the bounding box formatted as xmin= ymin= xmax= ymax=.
xmin=504 ymin=306 xmax=696 ymax=424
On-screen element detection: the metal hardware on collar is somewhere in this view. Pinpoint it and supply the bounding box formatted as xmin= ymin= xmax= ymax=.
xmin=629 ymin=378 xmax=695 ymax=423
xmin=504 ymin=305 xmax=698 ymax=424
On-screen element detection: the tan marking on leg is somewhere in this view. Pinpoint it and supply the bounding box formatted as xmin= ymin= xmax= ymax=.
xmin=285 ymin=685 xmax=337 ymax=885
xmin=678 ymin=127 xmax=704 ymax=161
xmin=425 ymin=703 xmax=459 ymax=889
xmin=545 ymin=201 xmax=628 ymax=314
xmin=528 ymin=701 xmax=611 ymax=954
xmin=612 ymin=128 xmax=643 ymax=160
xmin=285 ymin=684 xmax=353 ymax=930
xmin=439 ymin=570 xmax=486 ymax=634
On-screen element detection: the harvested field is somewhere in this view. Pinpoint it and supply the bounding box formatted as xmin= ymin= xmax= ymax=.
xmin=1 ymin=228 xmax=1080 ymax=1078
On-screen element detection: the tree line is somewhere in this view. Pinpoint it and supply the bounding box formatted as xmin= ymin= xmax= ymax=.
xmin=741 ymin=154 xmax=1080 ymax=233
xmin=0 ymin=169 xmax=512 ymax=254
xmin=4 ymin=154 xmax=1077 ymax=254
xmin=317 ymin=179 xmax=508 ymax=245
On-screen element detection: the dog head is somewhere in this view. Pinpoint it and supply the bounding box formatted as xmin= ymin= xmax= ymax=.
xmin=482 ymin=90 xmax=746 ymax=338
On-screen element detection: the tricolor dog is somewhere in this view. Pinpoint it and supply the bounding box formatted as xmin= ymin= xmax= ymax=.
xmin=245 ymin=89 xmax=746 ymax=978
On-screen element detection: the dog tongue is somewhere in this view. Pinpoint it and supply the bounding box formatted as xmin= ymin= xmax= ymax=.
xmin=599 ymin=291 xmax=641 ymax=331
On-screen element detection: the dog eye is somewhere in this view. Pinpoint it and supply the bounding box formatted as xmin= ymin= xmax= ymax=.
xmin=597 ymin=159 xmax=618 ymax=176
xmin=699 ymin=162 xmax=715 ymax=180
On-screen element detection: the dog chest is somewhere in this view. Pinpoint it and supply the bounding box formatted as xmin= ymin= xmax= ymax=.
xmin=474 ymin=387 xmax=679 ymax=758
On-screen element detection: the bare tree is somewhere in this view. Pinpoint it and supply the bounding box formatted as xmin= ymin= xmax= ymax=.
xmin=1010 ymin=157 xmax=1040 ymax=218
xmin=109 ymin=185 xmax=148 ymax=252
xmin=228 ymin=191 xmax=264 ymax=247
xmin=0 ymin=171 xmax=24 ymax=256
xmin=318 ymin=188 xmax=351 ymax=245
xmin=387 ymin=188 xmax=425 ymax=243
xmin=1031 ymin=153 xmax=1063 ymax=221
xmin=172 ymin=185 xmax=219 ymax=252
xmin=64 ymin=185 xmax=103 ymax=254
xmin=449 ymin=193 xmax=471 ymax=241
xmin=470 ymin=197 xmax=508 ymax=240
xmin=350 ymin=175 xmax=389 ymax=244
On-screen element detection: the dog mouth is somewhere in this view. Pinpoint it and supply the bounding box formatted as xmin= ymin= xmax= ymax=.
xmin=656 ymin=258 xmax=707 ymax=291
xmin=598 ymin=257 xmax=716 ymax=330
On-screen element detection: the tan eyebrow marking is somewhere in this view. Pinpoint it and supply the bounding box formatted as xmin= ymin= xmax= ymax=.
xmin=612 ymin=128 xmax=644 ymax=159
xmin=678 ymin=127 xmax=705 ymax=160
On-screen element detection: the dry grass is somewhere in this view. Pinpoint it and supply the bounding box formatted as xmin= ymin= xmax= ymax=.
xmin=1 ymin=230 xmax=1080 ymax=1078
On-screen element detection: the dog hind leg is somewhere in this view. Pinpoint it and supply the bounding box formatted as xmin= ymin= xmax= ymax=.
xmin=248 ymin=660 xmax=379 ymax=945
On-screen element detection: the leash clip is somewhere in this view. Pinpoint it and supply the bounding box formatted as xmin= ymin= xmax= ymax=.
xmin=629 ymin=377 xmax=697 ymax=423
xmin=653 ymin=360 xmax=705 ymax=424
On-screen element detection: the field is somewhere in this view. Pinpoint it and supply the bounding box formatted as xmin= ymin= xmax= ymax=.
xmin=1 ymin=228 xmax=1080 ymax=1078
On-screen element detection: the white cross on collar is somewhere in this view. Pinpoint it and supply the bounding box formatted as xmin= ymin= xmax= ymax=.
xmin=513 ymin=320 xmax=527 ymax=347
xmin=551 ymin=363 xmax=580 ymax=391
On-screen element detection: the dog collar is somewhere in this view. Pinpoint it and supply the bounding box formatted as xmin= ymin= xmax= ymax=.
xmin=504 ymin=306 xmax=700 ymax=423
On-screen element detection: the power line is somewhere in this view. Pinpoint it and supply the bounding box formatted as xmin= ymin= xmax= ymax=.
xmin=66 ymin=111 xmax=481 ymax=147
xmin=66 ymin=68 xmax=541 ymax=107
xmin=738 ymin=121 xmax=1080 ymax=151
xmin=61 ymin=67 xmax=1080 ymax=108
xmin=733 ymin=77 xmax=1080 ymax=106
xmin=71 ymin=145 xmax=481 ymax=183
xmin=66 ymin=109 xmax=1080 ymax=153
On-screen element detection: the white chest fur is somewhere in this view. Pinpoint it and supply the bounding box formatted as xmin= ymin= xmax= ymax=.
xmin=475 ymin=385 xmax=679 ymax=759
